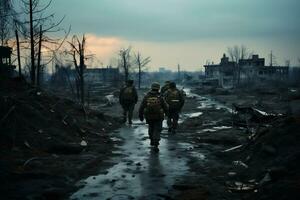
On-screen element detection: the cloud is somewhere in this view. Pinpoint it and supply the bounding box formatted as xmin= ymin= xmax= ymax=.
xmin=84 ymin=34 xmax=124 ymax=66
xmin=52 ymin=0 xmax=300 ymax=42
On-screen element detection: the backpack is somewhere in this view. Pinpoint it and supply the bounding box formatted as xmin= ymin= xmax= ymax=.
xmin=166 ymin=89 xmax=181 ymax=109
xmin=122 ymin=86 xmax=135 ymax=102
xmin=145 ymin=96 xmax=164 ymax=120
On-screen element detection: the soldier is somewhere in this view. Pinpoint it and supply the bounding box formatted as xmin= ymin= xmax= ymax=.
xmin=164 ymin=82 xmax=185 ymax=134
xmin=139 ymin=82 xmax=168 ymax=152
xmin=119 ymin=79 xmax=138 ymax=124
xmin=160 ymin=80 xmax=171 ymax=96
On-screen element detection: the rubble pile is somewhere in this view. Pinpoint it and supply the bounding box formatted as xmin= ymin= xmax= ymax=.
xmin=235 ymin=116 xmax=300 ymax=200
xmin=0 ymin=78 xmax=122 ymax=199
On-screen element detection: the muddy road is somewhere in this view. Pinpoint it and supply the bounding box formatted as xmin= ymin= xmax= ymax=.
xmin=70 ymin=88 xmax=252 ymax=200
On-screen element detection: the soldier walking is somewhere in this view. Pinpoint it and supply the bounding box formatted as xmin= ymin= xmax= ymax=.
xmin=164 ymin=82 xmax=185 ymax=134
xmin=160 ymin=80 xmax=171 ymax=96
xmin=139 ymin=82 xmax=168 ymax=152
xmin=119 ymin=80 xmax=138 ymax=124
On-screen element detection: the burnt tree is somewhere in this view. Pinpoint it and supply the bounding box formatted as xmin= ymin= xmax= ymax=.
xmin=134 ymin=52 xmax=150 ymax=89
xmin=69 ymin=35 xmax=87 ymax=105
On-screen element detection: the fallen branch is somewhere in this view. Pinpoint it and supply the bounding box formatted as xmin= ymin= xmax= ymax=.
xmin=222 ymin=144 xmax=243 ymax=152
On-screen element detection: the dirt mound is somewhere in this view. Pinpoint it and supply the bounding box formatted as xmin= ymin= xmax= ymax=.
xmin=237 ymin=117 xmax=300 ymax=200
xmin=0 ymin=78 xmax=122 ymax=199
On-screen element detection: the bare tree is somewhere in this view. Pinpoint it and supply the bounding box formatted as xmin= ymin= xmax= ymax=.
xmin=227 ymin=45 xmax=250 ymax=86
xmin=68 ymin=35 xmax=87 ymax=105
xmin=119 ymin=47 xmax=132 ymax=83
xmin=17 ymin=0 xmax=68 ymax=86
xmin=0 ymin=0 xmax=16 ymax=46
xmin=134 ymin=52 xmax=150 ymax=89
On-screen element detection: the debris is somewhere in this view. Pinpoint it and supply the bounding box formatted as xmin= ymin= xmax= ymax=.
xmin=23 ymin=157 xmax=39 ymax=167
xmin=37 ymin=129 xmax=43 ymax=134
xmin=24 ymin=141 xmax=32 ymax=149
xmin=222 ymin=144 xmax=243 ymax=152
xmin=232 ymin=160 xmax=248 ymax=168
xmin=80 ymin=140 xmax=88 ymax=147
xmin=62 ymin=115 xmax=68 ymax=125
xmin=227 ymin=182 xmax=256 ymax=193
xmin=259 ymin=172 xmax=272 ymax=185
xmin=80 ymin=128 xmax=86 ymax=134
xmin=228 ymin=172 xmax=237 ymax=176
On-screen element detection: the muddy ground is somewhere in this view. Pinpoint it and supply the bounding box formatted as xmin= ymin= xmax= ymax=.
xmin=1 ymin=79 xmax=300 ymax=200
xmin=0 ymin=78 xmax=122 ymax=199
xmin=71 ymin=84 xmax=300 ymax=200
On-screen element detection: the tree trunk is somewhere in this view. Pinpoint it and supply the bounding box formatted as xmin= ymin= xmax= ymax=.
xmin=138 ymin=63 xmax=141 ymax=89
xmin=29 ymin=0 xmax=35 ymax=85
xmin=79 ymin=53 xmax=85 ymax=105
xmin=37 ymin=25 xmax=43 ymax=86
xmin=15 ymin=29 xmax=21 ymax=77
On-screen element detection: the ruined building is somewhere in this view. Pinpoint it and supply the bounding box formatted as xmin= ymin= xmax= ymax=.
xmin=204 ymin=54 xmax=289 ymax=87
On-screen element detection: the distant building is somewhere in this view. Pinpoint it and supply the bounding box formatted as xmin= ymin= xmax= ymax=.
xmin=204 ymin=54 xmax=235 ymax=87
xmin=85 ymin=66 xmax=120 ymax=83
xmin=239 ymin=55 xmax=288 ymax=82
xmin=159 ymin=67 xmax=172 ymax=73
xmin=204 ymin=54 xmax=289 ymax=87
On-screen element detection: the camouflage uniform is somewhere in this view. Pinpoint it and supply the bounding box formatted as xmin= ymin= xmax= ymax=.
xmin=139 ymin=83 xmax=168 ymax=151
xmin=164 ymin=83 xmax=185 ymax=133
xmin=119 ymin=81 xmax=138 ymax=124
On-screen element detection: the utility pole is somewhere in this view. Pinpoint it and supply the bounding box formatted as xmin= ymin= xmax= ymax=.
xmin=270 ymin=50 xmax=273 ymax=67
xmin=177 ymin=64 xmax=181 ymax=82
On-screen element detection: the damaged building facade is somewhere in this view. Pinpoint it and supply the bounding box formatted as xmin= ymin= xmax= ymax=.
xmin=204 ymin=54 xmax=289 ymax=87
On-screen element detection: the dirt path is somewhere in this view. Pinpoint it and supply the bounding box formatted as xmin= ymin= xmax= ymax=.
xmin=70 ymin=88 xmax=247 ymax=200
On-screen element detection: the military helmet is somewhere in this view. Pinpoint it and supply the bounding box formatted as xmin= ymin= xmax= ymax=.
xmin=169 ymin=82 xmax=176 ymax=88
xmin=151 ymin=82 xmax=160 ymax=90
xmin=126 ymin=79 xmax=134 ymax=85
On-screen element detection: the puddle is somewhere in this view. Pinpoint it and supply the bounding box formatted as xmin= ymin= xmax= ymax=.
xmin=197 ymin=126 xmax=232 ymax=134
xmin=183 ymin=88 xmax=234 ymax=113
xmin=71 ymin=88 xmax=225 ymax=199
xmin=184 ymin=112 xmax=203 ymax=118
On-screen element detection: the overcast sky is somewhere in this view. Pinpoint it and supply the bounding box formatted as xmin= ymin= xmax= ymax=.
xmin=48 ymin=0 xmax=300 ymax=70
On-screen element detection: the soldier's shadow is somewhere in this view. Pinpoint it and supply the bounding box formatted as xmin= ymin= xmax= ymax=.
xmin=139 ymin=152 xmax=167 ymax=199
